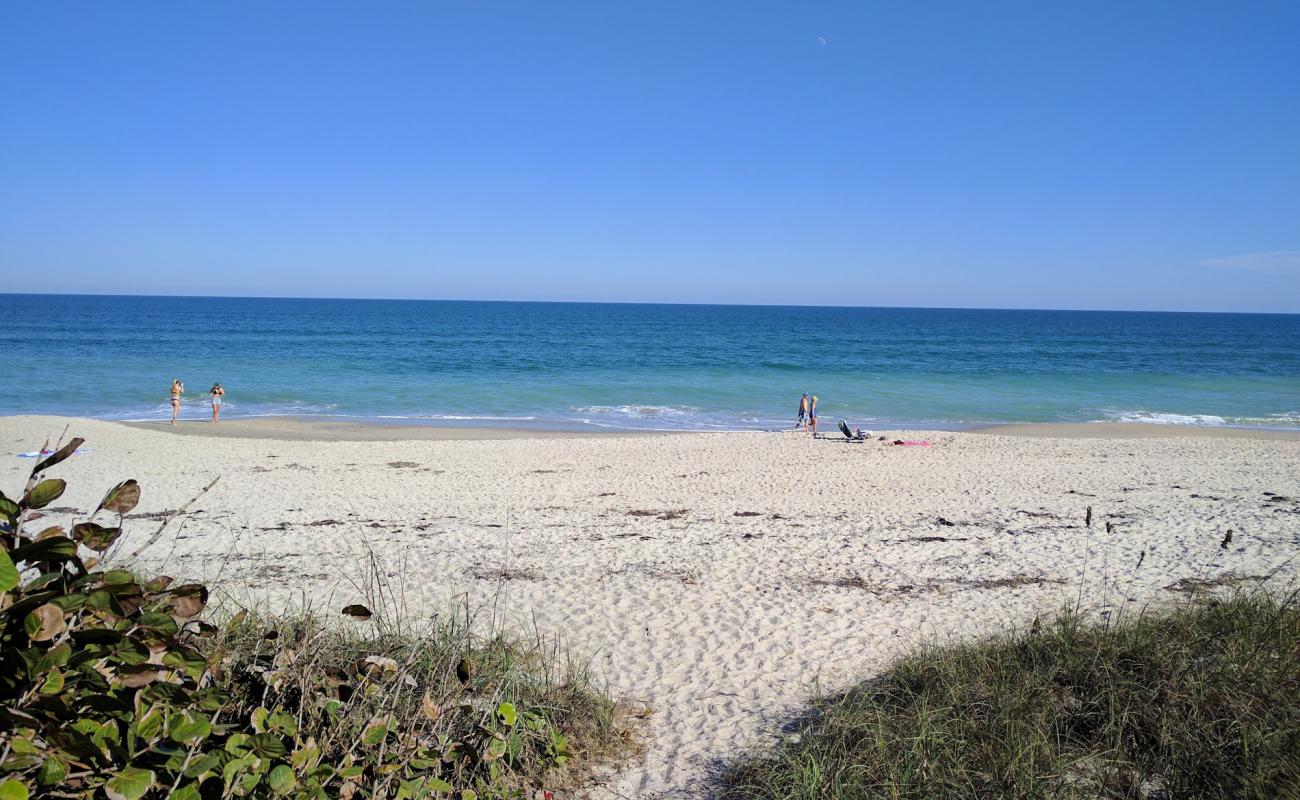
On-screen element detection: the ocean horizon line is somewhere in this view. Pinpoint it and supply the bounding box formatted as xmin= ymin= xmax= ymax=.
xmin=2 ymin=291 xmax=1296 ymax=317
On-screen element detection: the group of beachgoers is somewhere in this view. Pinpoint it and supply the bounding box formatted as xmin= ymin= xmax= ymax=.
xmin=794 ymin=392 xmax=929 ymax=446
xmin=795 ymin=393 xmax=819 ymax=433
xmin=169 ymin=378 xmax=225 ymax=425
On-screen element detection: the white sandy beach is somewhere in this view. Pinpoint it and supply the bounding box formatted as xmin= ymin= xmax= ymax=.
xmin=3 ymin=416 xmax=1298 ymax=798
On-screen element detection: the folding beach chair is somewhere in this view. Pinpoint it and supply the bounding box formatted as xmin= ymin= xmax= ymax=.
xmin=838 ymin=419 xmax=869 ymax=442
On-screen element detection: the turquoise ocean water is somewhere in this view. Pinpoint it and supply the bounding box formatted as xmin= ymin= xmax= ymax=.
xmin=0 ymin=294 xmax=1297 ymax=431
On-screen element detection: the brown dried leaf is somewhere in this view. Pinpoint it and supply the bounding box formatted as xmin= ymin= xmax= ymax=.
xmin=168 ymin=584 xmax=208 ymax=620
xmin=341 ymin=604 xmax=373 ymax=621
xmin=358 ymin=656 xmax=399 ymax=679
xmin=27 ymin=603 xmax=66 ymax=642
xmin=99 ymin=479 xmax=141 ymax=515
xmin=144 ymin=576 xmax=174 ymax=593
xmin=32 ymin=437 xmax=84 ymax=475
xmin=116 ymin=665 xmax=161 ymax=688
xmin=421 ymin=691 xmax=442 ymax=721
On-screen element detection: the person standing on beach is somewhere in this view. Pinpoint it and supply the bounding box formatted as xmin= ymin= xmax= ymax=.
xmin=209 ymin=383 xmax=225 ymax=423
xmin=170 ymin=378 xmax=184 ymax=426
xmin=795 ymin=393 xmax=809 ymax=431
xmin=808 ymin=395 xmax=819 ymax=435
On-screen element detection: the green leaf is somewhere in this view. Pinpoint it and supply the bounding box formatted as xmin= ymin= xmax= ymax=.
xmin=361 ymin=718 xmax=388 ymax=746
xmin=23 ymin=571 xmax=62 ymax=591
xmin=225 ymin=733 xmax=252 ymax=755
xmin=0 ymin=779 xmax=29 ymax=800
xmin=548 ymin=729 xmax=570 ymax=763
xmin=38 ymin=668 xmax=65 ymax=695
xmin=290 ymin=740 xmax=322 ymax=771
xmin=192 ymin=687 xmax=230 ymax=712
xmin=8 ymin=738 xmax=35 ymax=756
xmin=222 ymin=753 xmax=258 ymax=786
xmin=0 ymin=756 xmax=39 ymax=771
xmin=98 ymin=479 xmax=141 ymax=515
xmin=170 ymin=784 xmax=201 ymax=800
xmin=0 ymin=550 xmax=17 ymax=593
xmin=169 ymin=711 xmax=212 ymax=744
xmin=496 ymin=702 xmax=517 ymax=727
xmin=104 ymin=767 xmax=155 ymax=800
xmin=268 ymin=765 xmax=297 ymax=794
xmin=183 ymin=752 xmax=222 ymax=779
xmin=427 ymin=778 xmax=453 ymax=793
xmin=268 ymin=710 xmax=298 ymax=736
xmin=136 ymin=611 xmax=179 ymax=635
xmin=250 ymin=733 xmax=287 ymax=759
xmin=8 ymin=537 xmax=77 ymax=563
xmin=35 ymin=755 xmax=67 ymax=785
xmin=35 ymin=643 xmax=71 ymax=673
xmin=20 ymin=479 xmax=66 ymax=510
xmin=162 ymin=647 xmax=209 ymax=683
xmin=133 ymin=706 xmax=165 ymax=742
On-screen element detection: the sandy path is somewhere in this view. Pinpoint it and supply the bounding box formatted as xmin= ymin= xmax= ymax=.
xmin=3 ymin=416 xmax=1298 ymax=798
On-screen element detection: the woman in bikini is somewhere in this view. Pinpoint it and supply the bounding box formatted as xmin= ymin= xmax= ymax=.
xmin=209 ymin=383 xmax=225 ymax=423
xmin=170 ymin=379 xmax=184 ymax=426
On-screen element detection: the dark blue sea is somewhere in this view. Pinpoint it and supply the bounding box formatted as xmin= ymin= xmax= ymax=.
xmin=1 ymin=294 xmax=1297 ymax=431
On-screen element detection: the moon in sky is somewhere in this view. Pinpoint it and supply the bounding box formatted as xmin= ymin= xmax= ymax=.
xmin=817 ymin=36 xmax=827 ymax=46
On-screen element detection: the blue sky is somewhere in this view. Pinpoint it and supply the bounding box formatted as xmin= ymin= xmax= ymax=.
xmin=2 ymin=2 xmax=1297 ymax=312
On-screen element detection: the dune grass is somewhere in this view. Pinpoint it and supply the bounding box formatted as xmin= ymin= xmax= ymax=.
xmin=722 ymin=592 xmax=1300 ymax=799
xmin=203 ymin=604 xmax=639 ymax=796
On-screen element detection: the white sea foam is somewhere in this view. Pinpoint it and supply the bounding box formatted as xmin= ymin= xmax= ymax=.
xmin=115 ymin=399 xmax=343 ymax=421
xmin=571 ymin=405 xmax=697 ymax=417
xmin=1103 ymin=410 xmax=1300 ymax=428
xmin=1109 ymin=411 xmax=1230 ymax=426
xmin=376 ymin=414 xmax=540 ymax=422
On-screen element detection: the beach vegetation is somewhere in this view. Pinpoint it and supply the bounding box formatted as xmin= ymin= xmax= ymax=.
xmin=0 ymin=437 xmax=635 ymax=799
xmin=722 ymin=591 xmax=1299 ymax=799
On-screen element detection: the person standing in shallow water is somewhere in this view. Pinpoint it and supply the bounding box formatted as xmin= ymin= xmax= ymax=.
xmin=808 ymin=395 xmax=819 ymax=435
xmin=170 ymin=379 xmax=184 ymax=426
xmin=795 ymin=393 xmax=809 ymax=431
xmin=209 ymin=383 xmax=225 ymax=423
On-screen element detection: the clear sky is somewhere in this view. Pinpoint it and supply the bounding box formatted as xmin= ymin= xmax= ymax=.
xmin=2 ymin=2 xmax=1297 ymax=312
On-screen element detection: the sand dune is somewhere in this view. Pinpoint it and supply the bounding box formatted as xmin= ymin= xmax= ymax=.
xmin=3 ymin=416 xmax=1297 ymax=798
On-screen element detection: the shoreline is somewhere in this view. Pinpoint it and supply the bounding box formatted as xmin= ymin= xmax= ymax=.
xmin=119 ymin=416 xmax=671 ymax=441
xmin=0 ymin=414 xmax=1296 ymax=442
xmin=115 ymin=416 xmax=1300 ymax=443
xmin=970 ymin=421 xmax=1300 ymax=441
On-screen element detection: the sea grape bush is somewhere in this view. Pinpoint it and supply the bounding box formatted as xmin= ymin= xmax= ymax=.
xmin=0 ymin=437 xmax=614 ymax=799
